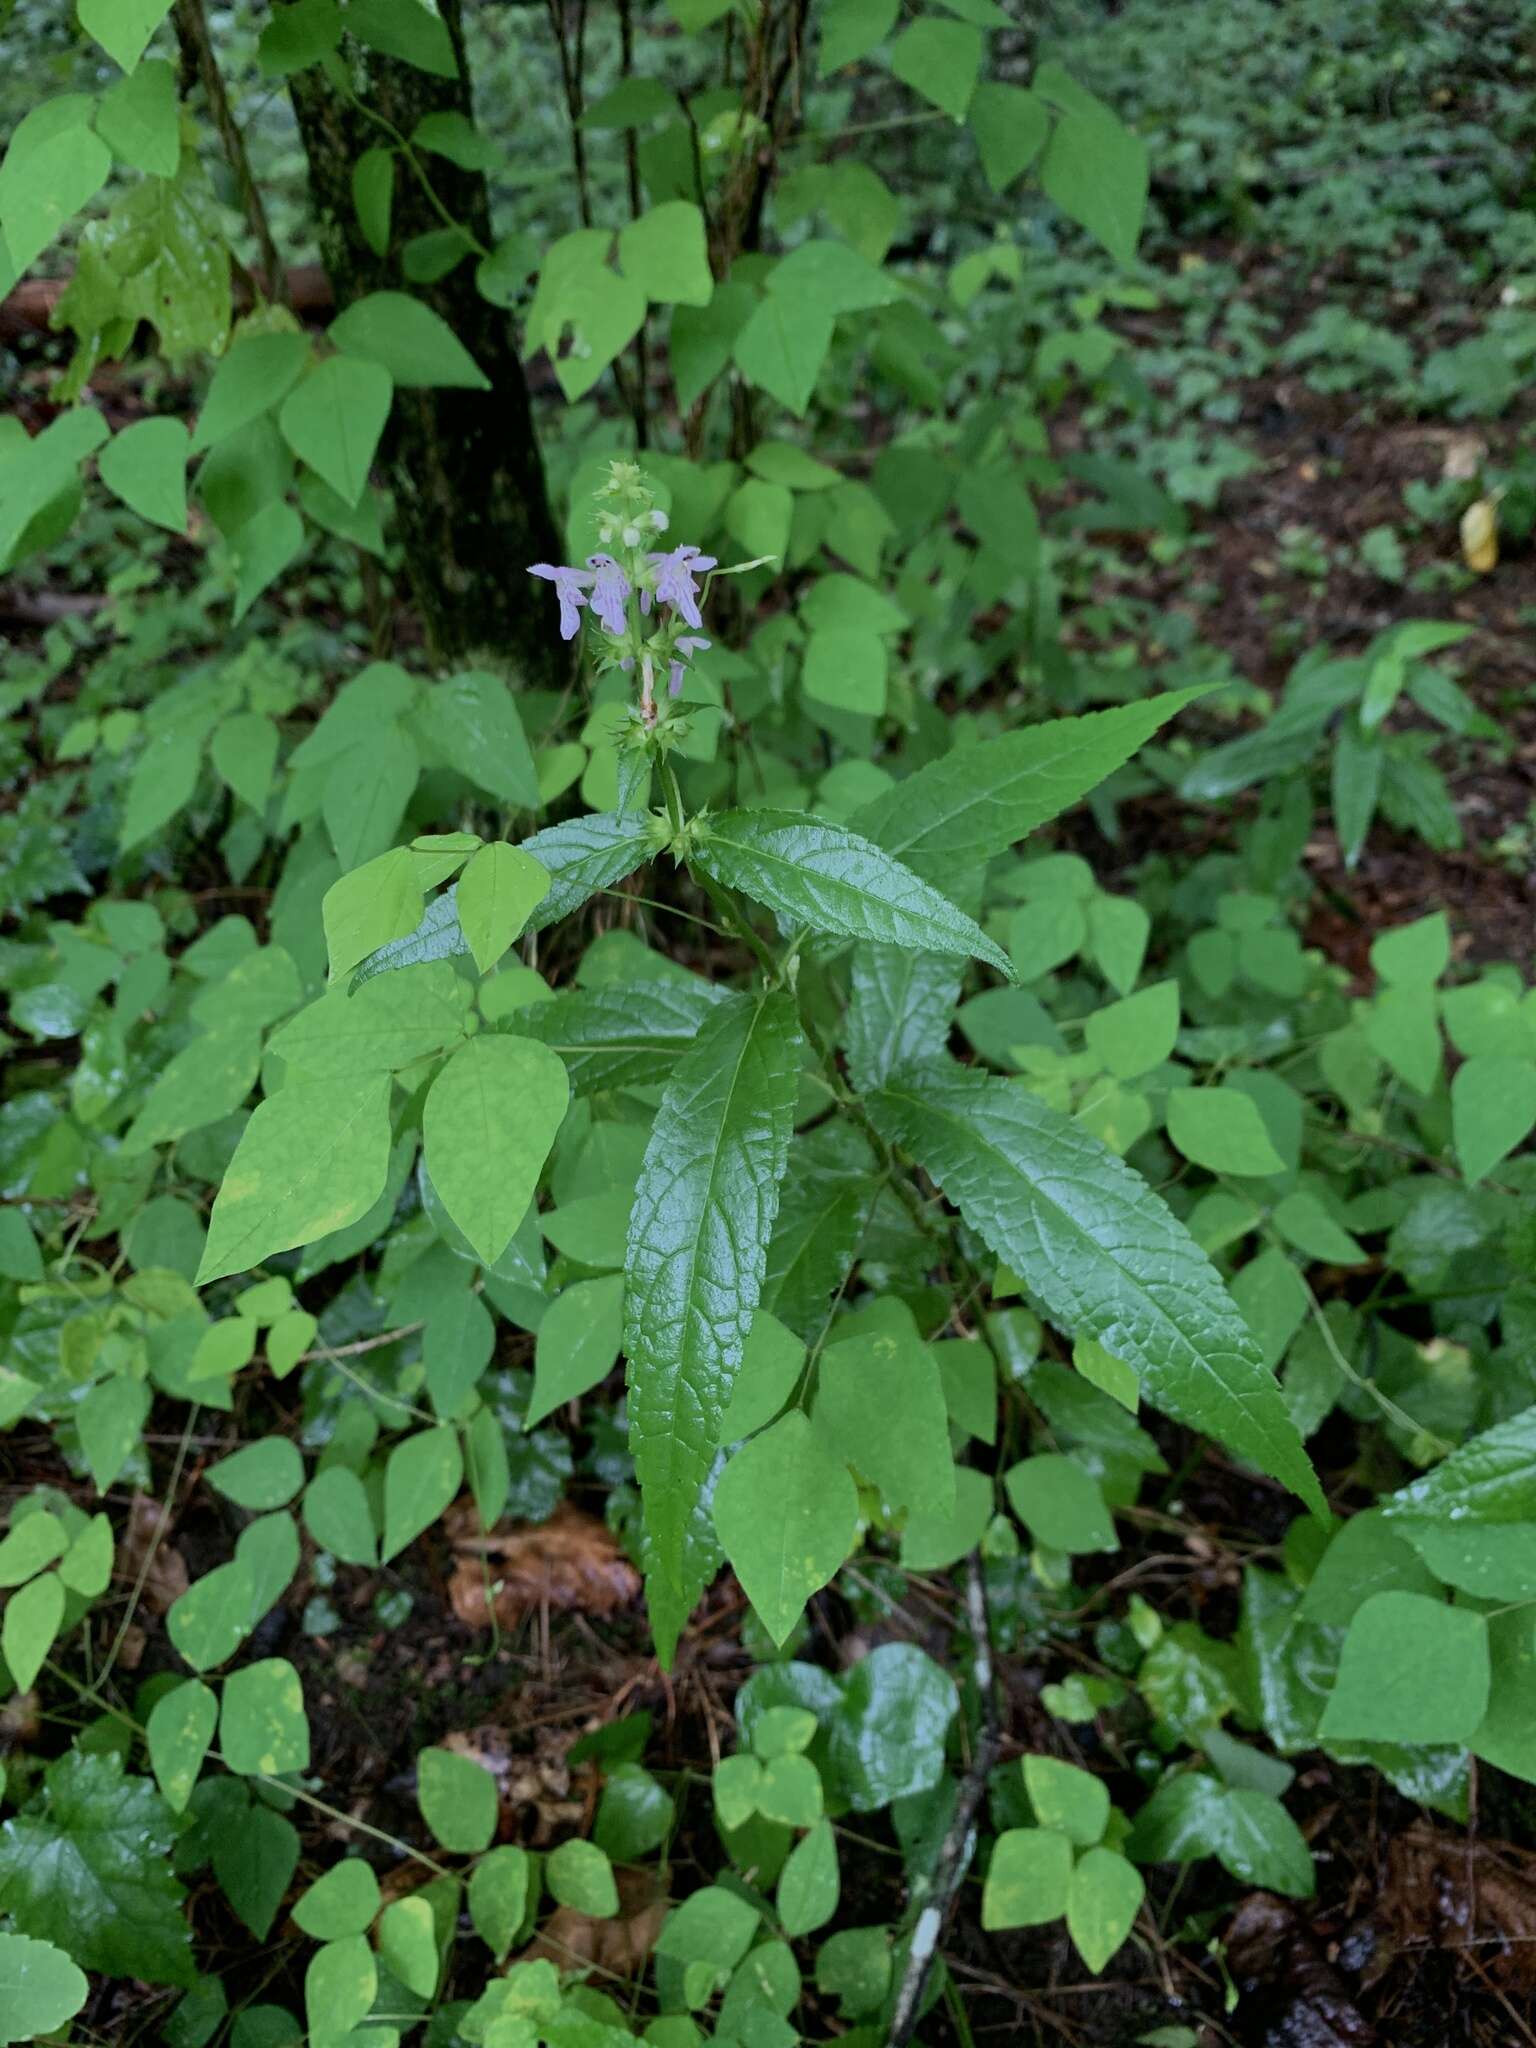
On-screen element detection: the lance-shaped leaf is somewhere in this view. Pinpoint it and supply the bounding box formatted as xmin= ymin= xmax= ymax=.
xmin=692 ymin=810 xmax=1012 ymax=975
xmin=351 ymin=888 xmax=471 ymax=988
xmin=624 ymin=989 xmax=804 ymax=1654
xmin=518 ymin=978 xmax=729 ymax=1094
xmin=844 ymin=942 xmax=962 ymax=1095
xmin=521 ymin=811 xmax=658 ymax=931
xmin=763 ymin=1121 xmax=885 ymax=1340
xmin=853 ymin=691 xmax=1203 ymax=883
xmin=867 ymin=1061 xmax=1324 ymax=1514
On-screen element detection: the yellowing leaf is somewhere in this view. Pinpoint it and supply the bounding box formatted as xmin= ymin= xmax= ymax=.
xmin=1461 ymin=495 xmax=1498 ymax=573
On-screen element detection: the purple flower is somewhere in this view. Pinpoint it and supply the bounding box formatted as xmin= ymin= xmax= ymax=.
xmin=585 ymin=554 xmax=631 ymax=637
xmin=668 ymin=633 xmax=710 ymax=697
xmin=649 ymin=544 xmax=717 ymax=630
xmin=528 ymin=561 xmax=593 ymax=640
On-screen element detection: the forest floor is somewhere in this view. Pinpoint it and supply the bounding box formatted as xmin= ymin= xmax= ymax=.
xmin=6 ymin=9 xmax=1536 ymax=2028
xmin=18 ymin=263 xmax=1536 ymax=2048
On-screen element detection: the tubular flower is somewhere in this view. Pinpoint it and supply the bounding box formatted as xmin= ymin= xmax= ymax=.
xmin=528 ymin=461 xmax=730 ymax=725
xmin=527 ymin=561 xmax=593 ymax=640
xmin=649 ymin=544 xmax=716 ymax=631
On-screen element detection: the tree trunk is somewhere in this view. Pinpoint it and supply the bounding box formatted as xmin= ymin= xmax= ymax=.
xmin=287 ymin=0 xmax=562 ymax=682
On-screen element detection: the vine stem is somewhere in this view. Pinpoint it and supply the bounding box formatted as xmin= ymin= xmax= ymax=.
xmin=341 ymin=92 xmax=492 ymax=258
xmin=43 ymin=1661 xmax=455 ymax=1880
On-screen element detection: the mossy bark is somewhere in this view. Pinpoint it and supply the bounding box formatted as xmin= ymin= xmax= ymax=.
xmin=288 ymin=1 xmax=562 ymax=682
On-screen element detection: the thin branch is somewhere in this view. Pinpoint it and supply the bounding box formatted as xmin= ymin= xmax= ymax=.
xmin=617 ymin=0 xmax=650 ymax=449
xmin=172 ymin=0 xmax=289 ymax=304
xmin=888 ymin=1552 xmax=1003 ymax=2045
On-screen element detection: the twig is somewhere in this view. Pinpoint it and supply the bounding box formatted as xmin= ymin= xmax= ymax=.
xmin=172 ymin=0 xmax=289 ymax=305
xmin=300 ymin=1319 xmax=424 ymax=1362
xmin=617 ymin=0 xmax=649 ymax=450
xmin=887 ymin=1551 xmax=1002 ymax=2045
xmin=544 ymin=0 xmax=594 ymax=227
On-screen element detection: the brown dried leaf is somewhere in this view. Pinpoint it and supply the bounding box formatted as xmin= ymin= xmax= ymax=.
xmin=439 ymin=1724 xmax=584 ymax=1844
xmin=446 ymin=1500 xmax=639 ymax=1629
xmin=1226 ymin=1893 xmax=1375 ymax=2046
xmin=1376 ymin=1829 xmax=1536 ymax=1995
xmin=1442 ymin=432 xmax=1487 ymax=482
xmin=0 ymin=1691 xmax=41 ymax=1743
xmin=518 ymin=1867 xmax=666 ymax=1978
xmin=119 ymin=1494 xmax=190 ymax=1616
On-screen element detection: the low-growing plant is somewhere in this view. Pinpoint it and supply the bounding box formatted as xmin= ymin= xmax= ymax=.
xmin=5 ymin=3 xmax=1536 ymax=2043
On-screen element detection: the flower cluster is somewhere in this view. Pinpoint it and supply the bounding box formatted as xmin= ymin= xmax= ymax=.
xmin=528 ymin=462 xmax=716 ymax=723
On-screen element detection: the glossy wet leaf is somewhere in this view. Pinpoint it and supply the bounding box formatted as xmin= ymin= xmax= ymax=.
xmin=625 ymin=990 xmax=803 ymax=1650
xmin=843 ymin=943 xmax=962 ymax=1096
xmin=826 ymin=1643 xmax=958 ymax=1812
xmin=517 ymin=979 xmax=728 ymax=1095
xmin=594 ymin=1763 xmax=675 ymax=1861
xmin=693 ymin=810 xmax=1012 ymax=975
xmin=1127 ymin=1772 xmax=1313 ymax=1898
xmin=868 ymin=1061 xmax=1323 ymax=1514
xmin=1382 ymin=1407 xmax=1536 ymax=1527
xmin=853 ymin=693 xmax=1201 ymax=883
xmin=0 ymin=1752 xmax=194 ymax=1985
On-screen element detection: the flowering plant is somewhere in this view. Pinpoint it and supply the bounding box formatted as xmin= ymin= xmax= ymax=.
xmin=530 ymin=462 xmax=719 ymax=723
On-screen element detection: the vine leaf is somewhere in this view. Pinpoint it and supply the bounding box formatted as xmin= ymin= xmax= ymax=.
xmin=196 ymin=1076 xmax=393 ymax=1285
